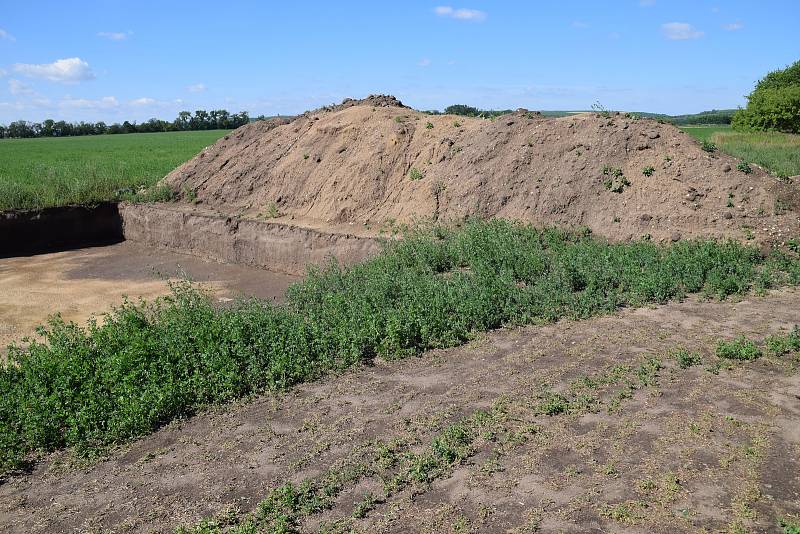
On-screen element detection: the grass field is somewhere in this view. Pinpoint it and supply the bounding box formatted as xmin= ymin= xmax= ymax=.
xmin=0 ymin=130 xmax=229 ymax=211
xmin=681 ymin=125 xmax=800 ymax=178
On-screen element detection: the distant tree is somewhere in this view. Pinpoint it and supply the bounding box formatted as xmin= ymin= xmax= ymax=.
xmin=732 ymin=59 xmax=800 ymax=133
xmin=445 ymin=104 xmax=481 ymax=116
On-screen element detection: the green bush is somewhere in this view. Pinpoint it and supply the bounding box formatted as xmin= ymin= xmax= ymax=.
xmin=732 ymin=86 xmax=800 ymax=133
xmin=1 ymin=220 xmax=799 ymax=474
xmin=716 ymin=336 xmax=762 ymax=361
xmin=732 ymin=60 xmax=800 ymax=134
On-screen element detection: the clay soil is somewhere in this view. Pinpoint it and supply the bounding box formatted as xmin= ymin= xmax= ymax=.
xmin=1 ymin=289 xmax=798 ymax=533
xmin=164 ymin=96 xmax=799 ymax=246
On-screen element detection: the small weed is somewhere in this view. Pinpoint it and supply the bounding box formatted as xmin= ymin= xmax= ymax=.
xmin=303 ymin=153 xmax=309 ymax=160
xmin=600 ymin=501 xmax=644 ymax=524
xmin=425 ymin=122 xmax=434 ymax=129
xmin=716 ymin=336 xmax=762 ymax=361
xmin=737 ymin=161 xmax=753 ymax=174
xmin=453 ymin=121 xmax=461 ymax=127
xmin=591 ymin=101 xmax=612 ymax=119
xmin=351 ymin=493 xmax=376 ymax=519
xmin=701 ymin=140 xmax=717 ymax=153
xmin=673 ymin=348 xmax=702 ymax=369
xmin=642 ymin=166 xmax=655 ymax=177
xmin=408 ymin=167 xmax=424 ymax=181
xmin=638 ymin=477 xmax=657 ymax=492
xmin=263 ymin=202 xmax=280 ymax=218
xmin=537 ymin=392 xmax=570 ymax=415
xmin=182 ymin=187 xmax=198 ymax=203
xmin=602 ymin=166 xmax=630 ymax=193
xmin=664 ymin=155 xmax=672 ymax=162
xmin=394 ymin=116 xmax=403 ymax=123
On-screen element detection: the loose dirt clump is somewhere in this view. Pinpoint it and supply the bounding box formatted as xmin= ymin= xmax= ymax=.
xmin=164 ymin=96 xmax=798 ymax=245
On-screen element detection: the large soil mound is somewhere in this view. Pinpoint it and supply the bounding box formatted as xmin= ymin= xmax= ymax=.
xmin=165 ymin=95 xmax=799 ymax=243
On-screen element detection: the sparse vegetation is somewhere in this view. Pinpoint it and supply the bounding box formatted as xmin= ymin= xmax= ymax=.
xmin=642 ymin=166 xmax=655 ymax=177
xmin=737 ymin=161 xmax=754 ymax=174
xmin=408 ymin=167 xmax=424 ymax=180
xmin=3 ymin=220 xmax=800 ymax=474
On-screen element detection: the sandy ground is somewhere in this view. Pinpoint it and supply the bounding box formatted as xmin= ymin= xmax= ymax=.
xmin=0 ymin=242 xmax=299 ymax=352
xmin=0 ymin=289 xmax=797 ymax=533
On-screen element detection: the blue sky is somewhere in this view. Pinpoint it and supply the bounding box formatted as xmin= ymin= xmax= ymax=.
xmin=1 ymin=0 xmax=798 ymax=123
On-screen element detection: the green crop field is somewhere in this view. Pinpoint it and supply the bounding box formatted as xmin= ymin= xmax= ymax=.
xmin=0 ymin=130 xmax=229 ymax=211
xmin=681 ymin=125 xmax=800 ymax=178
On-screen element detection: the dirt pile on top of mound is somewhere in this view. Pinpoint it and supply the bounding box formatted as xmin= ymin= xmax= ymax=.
xmin=165 ymin=97 xmax=799 ymax=244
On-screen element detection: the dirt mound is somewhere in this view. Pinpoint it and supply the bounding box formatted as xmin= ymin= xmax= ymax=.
xmin=165 ymin=98 xmax=799 ymax=244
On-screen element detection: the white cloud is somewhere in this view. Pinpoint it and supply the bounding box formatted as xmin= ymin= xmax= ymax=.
xmin=418 ymin=58 xmax=432 ymax=67
xmin=60 ymin=96 xmax=119 ymax=109
xmin=129 ymin=97 xmax=156 ymax=106
xmin=8 ymin=78 xmax=34 ymax=96
xmin=0 ymin=29 xmax=15 ymax=42
xmin=434 ymin=6 xmax=487 ymax=22
xmin=187 ymin=83 xmax=207 ymax=93
xmin=13 ymin=57 xmax=95 ymax=82
xmin=97 ymin=31 xmax=131 ymax=41
xmin=723 ymin=22 xmax=744 ymax=31
xmin=661 ymin=22 xmax=703 ymax=40
xmin=0 ymin=68 xmax=7 ymax=77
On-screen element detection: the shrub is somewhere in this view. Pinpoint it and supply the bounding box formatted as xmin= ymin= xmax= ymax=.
xmin=716 ymin=336 xmax=762 ymax=360
xmin=701 ymin=140 xmax=717 ymax=153
xmin=732 ymin=60 xmax=800 ymax=134
xmin=737 ymin=161 xmax=753 ymax=174
xmin=642 ymin=166 xmax=655 ymax=177
xmin=408 ymin=168 xmax=424 ymax=180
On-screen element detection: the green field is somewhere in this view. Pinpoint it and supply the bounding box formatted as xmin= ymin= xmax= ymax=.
xmin=681 ymin=125 xmax=800 ymax=178
xmin=0 ymin=130 xmax=229 ymax=211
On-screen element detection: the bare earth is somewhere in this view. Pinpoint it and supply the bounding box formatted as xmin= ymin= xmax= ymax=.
xmin=164 ymin=96 xmax=799 ymax=246
xmin=1 ymin=289 xmax=797 ymax=533
xmin=0 ymin=242 xmax=299 ymax=352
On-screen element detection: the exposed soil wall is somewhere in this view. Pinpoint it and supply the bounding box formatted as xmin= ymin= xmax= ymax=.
xmin=119 ymin=203 xmax=383 ymax=275
xmin=0 ymin=203 xmax=123 ymax=257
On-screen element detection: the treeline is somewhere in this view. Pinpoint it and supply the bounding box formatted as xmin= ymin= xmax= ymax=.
xmin=666 ymin=109 xmax=736 ymax=125
xmin=0 ymin=109 xmax=255 ymax=139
